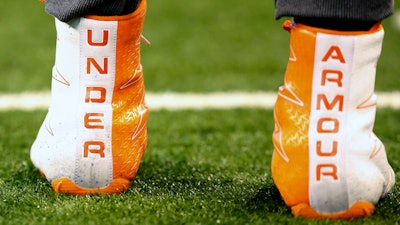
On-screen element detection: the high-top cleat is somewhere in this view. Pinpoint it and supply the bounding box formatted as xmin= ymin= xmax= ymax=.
xmin=31 ymin=0 xmax=149 ymax=195
xmin=271 ymin=20 xmax=395 ymax=219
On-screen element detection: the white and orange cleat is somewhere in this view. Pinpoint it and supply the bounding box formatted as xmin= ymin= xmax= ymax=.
xmin=31 ymin=0 xmax=149 ymax=195
xmin=271 ymin=20 xmax=395 ymax=219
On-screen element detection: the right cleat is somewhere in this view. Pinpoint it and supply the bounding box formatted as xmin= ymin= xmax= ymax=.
xmin=271 ymin=20 xmax=395 ymax=219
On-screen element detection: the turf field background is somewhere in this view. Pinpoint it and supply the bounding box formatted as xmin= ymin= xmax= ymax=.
xmin=0 ymin=0 xmax=399 ymax=225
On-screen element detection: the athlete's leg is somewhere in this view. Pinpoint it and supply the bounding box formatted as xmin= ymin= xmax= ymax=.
xmin=44 ymin=0 xmax=141 ymax=22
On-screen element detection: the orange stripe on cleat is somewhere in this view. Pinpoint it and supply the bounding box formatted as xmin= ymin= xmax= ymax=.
xmin=51 ymin=178 xmax=130 ymax=195
xmin=291 ymin=201 xmax=374 ymax=220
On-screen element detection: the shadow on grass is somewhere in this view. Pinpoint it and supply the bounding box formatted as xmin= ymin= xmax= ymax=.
xmin=0 ymin=161 xmax=55 ymax=214
xmin=243 ymin=182 xmax=290 ymax=215
xmin=132 ymin=156 xmax=290 ymax=217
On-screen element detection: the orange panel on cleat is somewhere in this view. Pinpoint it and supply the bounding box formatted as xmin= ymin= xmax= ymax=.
xmin=292 ymin=201 xmax=375 ymax=220
xmin=31 ymin=0 xmax=149 ymax=195
xmin=51 ymin=178 xmax=131 ymax=195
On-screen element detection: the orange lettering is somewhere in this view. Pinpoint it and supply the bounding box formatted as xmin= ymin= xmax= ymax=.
xmin=317 ymin=94 xmax=344 ymax=111
xmin=87 ymin=29 xmax=109 ymax=46
xmin=321 ymin=70 xmax=343 ymax=87
xmin=322 ymin=46 xmax=345 ymax=63
xmin=84 ymin=113 xmax=105 ymax=129
xmin=316 ymin=164 xmax=338 ymax=181
xmin=87 ymin=57 xmax=109 ymax=74
xmin=317 ymin=118 xmax=339 ymax=133
xmin=316 ymin=140 xmax=338 ymax=157
xmin=83 ymin=141 xmax=105 ymax=158
xmin=85 ymin=87 xmax=106 ymax=103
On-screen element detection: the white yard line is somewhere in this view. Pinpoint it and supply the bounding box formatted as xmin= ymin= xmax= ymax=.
xmin=393 ymin=11 xmax=400 ymax=31
xmin=0 ymin=91 xmax=400 ymax=111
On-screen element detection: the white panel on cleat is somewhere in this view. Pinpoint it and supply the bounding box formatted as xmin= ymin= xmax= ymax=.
xmin=308 ymin=28 xmax=394 ymax=214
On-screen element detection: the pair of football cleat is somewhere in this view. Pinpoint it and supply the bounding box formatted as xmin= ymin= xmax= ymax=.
xmin=30 ymin=0 xmax=395 ymax=219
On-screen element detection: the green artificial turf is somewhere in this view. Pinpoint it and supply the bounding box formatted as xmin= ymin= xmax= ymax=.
xmin=0 ymin=109 xmax=399 ymax=225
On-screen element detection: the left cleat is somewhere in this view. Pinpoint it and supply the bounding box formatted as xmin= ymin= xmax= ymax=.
xmin=31 ymin=0 xmax=149 ymax=195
